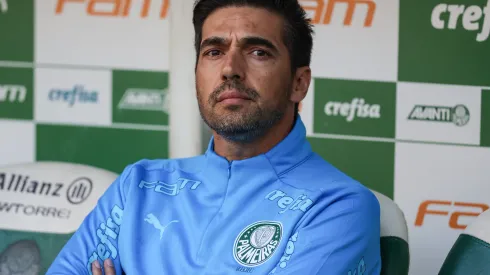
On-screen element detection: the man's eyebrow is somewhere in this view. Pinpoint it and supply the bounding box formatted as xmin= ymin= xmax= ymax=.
xmin=200 ymin=36 xmax=227 ymax=50
xmin=239 ymin=36 xmax=279 ymax=53
xmin=200 ymin=36 xmax=279 ymax=54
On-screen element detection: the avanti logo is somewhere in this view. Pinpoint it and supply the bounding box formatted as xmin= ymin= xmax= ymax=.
xmin=0 ymin=85 xmax=26 ymax=103
xmin=0 ymin=0 xmax=7 ymax=13
xmin=431 ymin=0 xmax=490 ymax=42
xmin=49 ymin=85 xmax=98 ymax=107
xmin=300 ymin=0 xmax=376 ymax=27
xmin=234 ymin=221 xmax=283 ymax=267
xmin=55 ymin=0 xmax=169 ymax=19
xmin=324 ymin=98 xmax=381 ymax=122
xmin=408 ymin=104 xmax=470 ymax=126
xmin=118 ymin=88 xmax=168 ymax=113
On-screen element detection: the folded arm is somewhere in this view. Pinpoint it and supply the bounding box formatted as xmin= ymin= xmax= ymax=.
xmin=46 ymin=165 xmax=134 ymax=275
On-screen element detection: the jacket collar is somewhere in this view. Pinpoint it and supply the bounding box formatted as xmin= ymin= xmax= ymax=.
xmin=204 ymin=115 xmax=312 ymax=176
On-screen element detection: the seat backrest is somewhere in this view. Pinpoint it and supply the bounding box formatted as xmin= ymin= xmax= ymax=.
xmin=370 ymin=189 xmax=410 ymax=275
xmin=438 ymin=209 xmax=490 ymax=275
xmin=0 ymin=161 xmax=118 ymax=274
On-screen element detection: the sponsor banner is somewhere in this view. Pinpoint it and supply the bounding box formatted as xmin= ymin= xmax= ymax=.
xmin=0 ymin=0 xmax=34 ymax=62
xmin=112 ymin=70 xmax=169 ymax=125
xmin=0 ymin=120 xmax=35 ymax=166
xmin=308 ymin=137 xmax=395 ymax=198
xmin=299 ymin=0 xmax=399 ymax=81
xmin=0 ymin=161 xmax=117 ymax=234
xmin=394 ymin=142 xmax=490 ymax=275
xmin=36 ymin=124 xmax=169 ymax=173
xmin=398 ymin=0 xmax=490 ymax=86
xmin=481 ymin=89 xmax=490 ymax=147
xmin=0 ymin=67 xmax=34 ymax=120
xmin=313 ymin=78 xmax=396 ymax=138
xmin=396 ymin=82 xmax=481 ymax=145
xmin=35 ymin=0 xmax=170 ymax=70
xmin=34 ymin=67 xmax=111 ymax=126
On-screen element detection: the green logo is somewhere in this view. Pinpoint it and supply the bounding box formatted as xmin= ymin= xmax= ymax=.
xmin=408 ymin=104 xmax=470 ymax=126
xmin=399 ymin=0 xmax=490 ymax=86
xmin=313 ymin=78 xmax=396 ymax=138
xmin=233 ymin=221 xmax=282 ymax=267
xmin=112 ymin=70 xmax=168 ymax=126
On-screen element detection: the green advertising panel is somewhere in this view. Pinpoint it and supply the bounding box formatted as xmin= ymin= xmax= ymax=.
xmin=0 ymin=67 xmax=33 ymax=120
xmin=36 ymin=124 xmax=169 ymax=174
xmin=399 ymin=0 xmax=490 ymax=86
xmin=0 ymin=0 xmax=34 ymax=62
xmin=313 ymin=78 xmax=396 ymax=138
xmin=112 ymin=70 xmax=169 ymax=126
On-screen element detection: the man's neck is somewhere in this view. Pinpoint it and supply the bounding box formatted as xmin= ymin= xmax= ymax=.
xmin=213 ymin=114 xmax=296 ymax=161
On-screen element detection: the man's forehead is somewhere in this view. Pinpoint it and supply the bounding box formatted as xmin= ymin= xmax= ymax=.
xmin=202 ymin=7 xmax=284 ymax=44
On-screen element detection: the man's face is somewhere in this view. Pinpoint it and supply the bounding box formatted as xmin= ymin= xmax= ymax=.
xmin=196 ymin=6 xmax=294 ymax=142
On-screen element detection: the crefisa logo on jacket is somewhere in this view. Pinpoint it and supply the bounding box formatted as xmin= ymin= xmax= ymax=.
xmin=408 ymin=104 xmax=470 ymax=126
xmin=234 ymin=221 xmax=283 ymax=268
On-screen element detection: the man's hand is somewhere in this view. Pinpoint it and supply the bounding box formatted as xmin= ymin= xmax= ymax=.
xmin=91 ymin=258 xmax=116 ymax=275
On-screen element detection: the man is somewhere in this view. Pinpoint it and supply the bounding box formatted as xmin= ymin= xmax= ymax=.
xmin=47 ymin=0 xmax=381 ymax=274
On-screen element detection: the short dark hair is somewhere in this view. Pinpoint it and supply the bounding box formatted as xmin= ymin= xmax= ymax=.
xmin=192 ymin=0 xmax=314 ymax=74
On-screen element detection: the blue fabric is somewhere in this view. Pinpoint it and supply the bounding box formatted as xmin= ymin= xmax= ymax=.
xmin=47 ymin=116 xmax=381 ymax=275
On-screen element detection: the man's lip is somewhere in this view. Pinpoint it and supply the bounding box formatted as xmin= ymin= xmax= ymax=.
xmin=217 ymin=90 xmax=251 ymax=102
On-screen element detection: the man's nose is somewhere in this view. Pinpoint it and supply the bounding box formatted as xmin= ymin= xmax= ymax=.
xmin=221 ymin=50 xmax=245 ymax=81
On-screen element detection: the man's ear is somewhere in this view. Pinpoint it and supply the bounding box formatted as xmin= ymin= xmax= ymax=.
xmin=290 ymin=66 xmax=311 ymax=104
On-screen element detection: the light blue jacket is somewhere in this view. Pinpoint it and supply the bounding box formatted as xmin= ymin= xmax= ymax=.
xmin=47 ymin=116 xmax=381 ymax=275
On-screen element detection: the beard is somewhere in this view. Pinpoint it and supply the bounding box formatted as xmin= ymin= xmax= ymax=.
xmin=197 ymin=78 xmax=288 ymax=143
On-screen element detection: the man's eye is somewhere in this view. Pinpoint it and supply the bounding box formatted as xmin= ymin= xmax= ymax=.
xmin=252 ymin=50 xmax=269 ymax=57
xmin=205 ymin=50 xmax=221 ymax=57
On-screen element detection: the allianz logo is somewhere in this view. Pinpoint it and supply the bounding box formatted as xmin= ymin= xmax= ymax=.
xmin=0 ymin=172 xmax=93 ymax=205
xmin=431 ymin=0 xmax=490 ymax=42
xmin=118 ymin=88 xmax=169 ymax=113
xmin=408 ymin=104 xmax=470 ymax=126
xmin=49 ymin=85 xmax=98 ymax=107
xmin=324 ymin=98 xmax=381 ymax=122
xmin=0 ymin=85 xmax=27 ymax=103
xmin=0 ymin=0 xmax=7 ymax=13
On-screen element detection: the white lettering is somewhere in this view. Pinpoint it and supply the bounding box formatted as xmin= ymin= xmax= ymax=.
xmin=324 ymin=98 xmax=381 ymax=122
xmin=0 ymin=85 xmax=27 ymax=102
xmin=431 ymin=0 xmax=490 ymax=42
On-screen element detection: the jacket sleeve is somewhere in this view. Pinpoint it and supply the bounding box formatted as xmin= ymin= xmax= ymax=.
xmin=268 ymin=188 xmax=382 ymax=275
xmin=46 ymin=164 xmax=134 ymax=275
